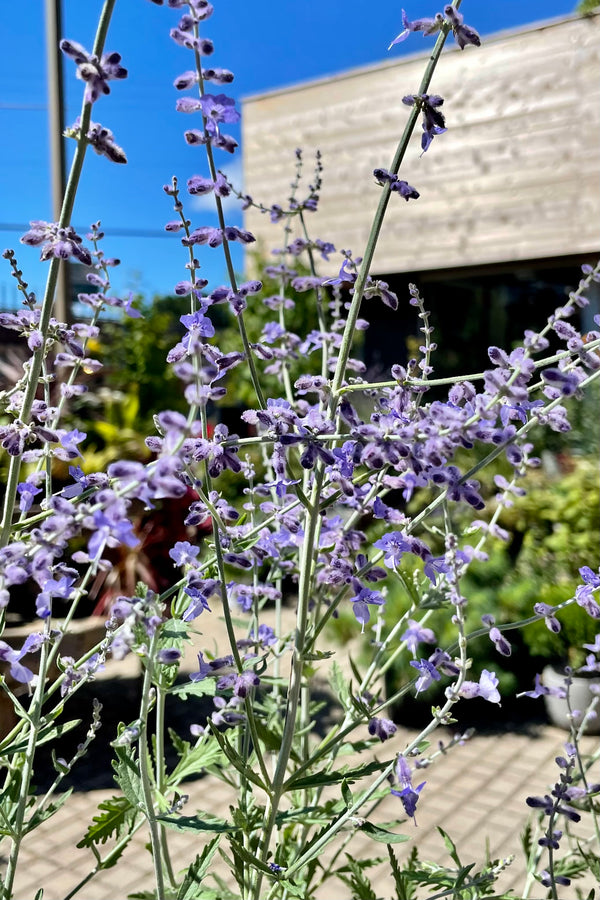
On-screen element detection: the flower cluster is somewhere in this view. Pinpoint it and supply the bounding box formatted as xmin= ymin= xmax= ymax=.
xmin=0 ymin=4 xmax=599 ymax=900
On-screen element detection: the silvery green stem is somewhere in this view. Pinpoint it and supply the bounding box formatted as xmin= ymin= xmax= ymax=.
xmin=137 ymin=635 xmax=166 ymax=900
xmin=2 ymin=617 xmax=54 ymax=900
xmin=252 ymin=467 xmax=325 ymax=899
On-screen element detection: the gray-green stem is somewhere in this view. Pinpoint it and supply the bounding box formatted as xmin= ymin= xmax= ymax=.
xmin=137 ymin=636 xmax=166 ymax=900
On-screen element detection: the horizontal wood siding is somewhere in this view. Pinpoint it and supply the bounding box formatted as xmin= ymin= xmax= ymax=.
xmin=242 ymin=15 xmax=600 ymax=275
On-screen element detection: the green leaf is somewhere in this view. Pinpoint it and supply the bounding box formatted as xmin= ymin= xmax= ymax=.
xmin=249 ymin=717 xmax=282 ymax=754
xmin=169 ymin=742 xmax=225 ymax=783
xmin=210 ymin=727 xmax=267 ymax=790
xmin=359 ymin=821 xmax=409 ymax=844
xmin=329 ymin=660 xmax=352 ymax=712
xmin=167 ymin=727 xmax=189 ymax=758
xmin=113 ymin=746 xmax=144 ymax=809
xmin=227 ymin=836 xmax=274 ymax=877
xmin=348 ymin=653 xmax=364 ymax=685
xmin=341 ymin=779 xmax=352 ymax=809
xmin=303 ymin=649 xmax=335 ymax=661
xmin=158 ymin=813 xmax=239 ymax=835
xmin=287 ymin=757 xmax=393 ymax=790
xmin=0 ymin=719 xmax=81 ymax=757
xmin=25 ymin=789 xmax=73 ymax=834
xmin=386 ymin=845 xmax=412 ymax=900
xmin=274 ymin=799 xmax=346 ymax=827
xmin=169 ymin=679 xmax=216 ymax=699
xmin=337 ymin=855 xmax=378 ymax=900
xmin=437 ymin=826 xmax=462 ymax=867
xmin=77 ymin=795 xmax=136 ymax=849
xmin=520 ymin=821 xmax=533 ymax=858
xmin=177 ymin=838 xmax=220 ymax=899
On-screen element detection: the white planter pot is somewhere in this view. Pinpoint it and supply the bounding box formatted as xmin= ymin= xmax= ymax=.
xmin=542 ymin=664 xmax=600 ymax=734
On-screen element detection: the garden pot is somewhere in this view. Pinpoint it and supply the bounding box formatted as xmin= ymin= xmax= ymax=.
xmin=542 ymin=664 xmax=600 ymax=734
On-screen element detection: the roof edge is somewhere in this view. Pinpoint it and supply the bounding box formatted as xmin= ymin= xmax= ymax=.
xmin=242 ymin=11 xmax=599 ymax=105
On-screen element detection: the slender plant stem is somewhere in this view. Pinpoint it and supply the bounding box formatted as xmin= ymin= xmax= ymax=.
xmin=252 ymin=467 xmax=324 ymax=899
xmin=329 ymin=5 xmax=459 ymax=403
xmin=0 ymin=0 xmax=117 ymax=549
xmin=61 ymin=817 xmax=145 ymax=900
xmin=137 ymin=635 xmax=167 ymax=900
xmin=2 ymin=619 xmax=53 ymax=899
xmin=155 ymin=684 xmax=177 ymax=891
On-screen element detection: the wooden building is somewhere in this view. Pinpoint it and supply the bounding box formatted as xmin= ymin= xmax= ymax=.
xmin=242 ymin=13 xmax=600 ymax=376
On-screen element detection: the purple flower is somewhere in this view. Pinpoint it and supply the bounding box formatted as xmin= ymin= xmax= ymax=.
xmin=459 ymin=669 xmax=501 ymax=704
xmin=534 ymin=602 xmax=562 ymax=634
xmin=157 ymin=648 xmax=182 ymax=665
xmin=368 ymin=716 xmax=397 ymax=742
xmin=21 ymin=221 xmax=92 ymax=266
xmin=217 ymin=669 xmax=260 ymax=698
xmin=575 ymin=583 xmax=600 ymax=619
xmin=580 ymin=566 xmax=600 ymax=589
xmin=519 ymin=672 xmax=566 ymax=700
xmin=60 ymin=39 xmax=127 ymax=103
xmin=224 ymin=226 xmax=255 ymax=245
xmin=542 ymin=368 xmax=580 ymax=397
xmin=401 ymin=619 xmax=436 ymax=655
xmin=444 ymin=5 xmax=481 ymax=50
xmin=0 ymin=634 xmax=44 ymax=684
xmin=35 ymin=575 xmax=76 ymax=619
xmin=348 ymin=583 xmax=385 ymax=631
xmin=181 ymin=226 xmax=223 ymax=248
xmin=197 ymin=93 xmax=240 ymax=137
xmin=372 ymin=167 xmax=420 ymax=199
xmin=391 ymin=754 xmax=426 ymax=823
xmin=85 ymin=121 xmax=127 ymax=163
xmin=190 ymin=651 xmax=213 ymax=682
xmin=57 ymin=428 xmax=86 ymax=459
xmin=169 ymin=541 xmax=200 ymax=567
xmin=388 ymin=9 xmax=444 ymax=48
xmin=402 ymin=94 xmax=446 ymax=153
xmin=211 ymin=695 xmax=245 ymax=727
xmin=17 ymin=481 xmax=42 ymax=514
xmin=86 ymin=493 xmax=138 ymax=560
xmin=182 ymin=578 xmax=220 ymax=621
xmin=187 ymin=174 xmax=215 ymax=195
xmin=252 ymin=624 xmax=278 ymax=647
xmin=410 ymin=658 xmax=441 ymax=694
xmin=374 ymin=531 xmax=411 ymax=572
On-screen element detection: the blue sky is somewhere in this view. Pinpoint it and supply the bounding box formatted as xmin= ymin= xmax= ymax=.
xmin=0 ymin=0 xmax=579 ymax=309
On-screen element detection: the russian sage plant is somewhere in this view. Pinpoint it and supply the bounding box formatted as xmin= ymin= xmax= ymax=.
xmin=0 ymin=1 xmax=599 ymax=899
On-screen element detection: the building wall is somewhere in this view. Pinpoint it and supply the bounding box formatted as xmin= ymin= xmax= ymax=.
xmin=242 ymin=14 xmax=600 ymax=276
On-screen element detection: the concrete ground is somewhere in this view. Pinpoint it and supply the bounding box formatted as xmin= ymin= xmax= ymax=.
xmin=3 ymin=611 xmax=599 ymax=899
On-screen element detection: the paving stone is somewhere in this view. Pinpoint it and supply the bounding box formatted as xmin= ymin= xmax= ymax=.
xmin=4 ymin=714 xmax=600 ymax=900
